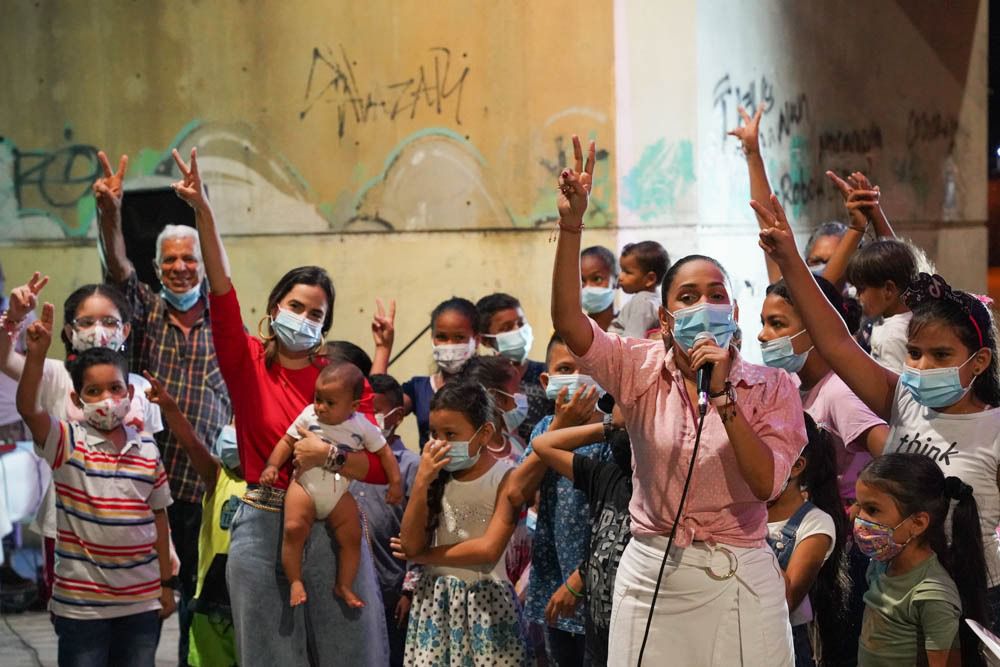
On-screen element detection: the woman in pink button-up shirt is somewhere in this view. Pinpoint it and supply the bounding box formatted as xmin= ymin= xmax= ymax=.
xmin=550 ymin=137 xmax=806 ymax=666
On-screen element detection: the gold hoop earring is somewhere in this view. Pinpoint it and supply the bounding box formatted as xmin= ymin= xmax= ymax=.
xmin=257 ymin=316 xmax=275 ymax=342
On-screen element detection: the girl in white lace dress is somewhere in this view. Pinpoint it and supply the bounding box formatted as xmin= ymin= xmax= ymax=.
xmin=392 ymin=380 xmax=530 ymax=666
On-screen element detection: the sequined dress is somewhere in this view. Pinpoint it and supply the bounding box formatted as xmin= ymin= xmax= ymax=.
xmin=405 ymin=459 xmax=531 ymax=666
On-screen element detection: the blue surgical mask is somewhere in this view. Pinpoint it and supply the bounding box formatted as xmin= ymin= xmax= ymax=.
xmin=271 ymin=308 xmax=323 ymax=352
xmin=161 ymin=284 xmax=202 ymax=312
xmin=581 ymin=286 xmax=616 ymax=314
xmin=443 ymin=426 xmax=483 ymax=472
xmin=760 ymin=330 xmax=813 ymax=374
xmin=668 ymin=302 xmax=738 ymax=351
xmin=545 ymin=374 xmax=606 ymax=401
xmin=213 ymin=424 xmax=241 ymax=471
xmin=900 ymin=354 xmax=977 ymax=409
xmin=809 ymin=263 xmax=828 ymax=277
xmin=486 ymin=324 xmax=534 ymax=365
xmin=495 ymin=390 xmax=528 ymax=432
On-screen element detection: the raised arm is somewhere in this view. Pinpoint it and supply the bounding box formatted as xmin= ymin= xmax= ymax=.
xmin=852 ymin=171 xmax=895 ymax=238
xmin=729 ymin=105 xmax=780 ymax=284
xmin=94 ymin=151 xmax=135 ymax=283
xmin=394 ymin=471 xmax=520 ymax=567
xmin=755 ymin=194 xmax=898 ymax=419
xmin=0 ymin=272 xmax=48 ymax=382
xmin=532 ymin=420 xmax=606 ymax=481
xmin=171 ymin=148 xmax=231 ymax=296
xmin=551 ymin=136 xmax=597 ymax=356
xmin=506 ymin=386 xmax=601 ymax=507
xmin=398 ymin=441 xmax=451 ymax=557
xmin=370 ymin=298 xmax=396 ymax=376
xmin=143 ymin=371 xmax=220 ymax=495
xmin=16 ymin=303 xmax=55 ymax=446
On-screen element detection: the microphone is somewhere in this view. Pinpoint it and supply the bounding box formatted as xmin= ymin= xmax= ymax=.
xmin=694 ymin=331 xmax=717 ymax=416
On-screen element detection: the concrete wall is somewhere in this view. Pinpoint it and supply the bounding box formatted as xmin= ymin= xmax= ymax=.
xmin=0 ymin=0 xmax=989 ymax=377
xmin=613 ymin=0 xmax=988 ymax=357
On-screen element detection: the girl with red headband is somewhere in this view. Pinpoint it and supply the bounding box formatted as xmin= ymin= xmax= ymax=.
xmin=756 ymin=193 xmax=1000 ymax=635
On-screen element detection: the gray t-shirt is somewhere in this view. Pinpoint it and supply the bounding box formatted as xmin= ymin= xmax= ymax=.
xmin=860 ymin=553 xmax=961 ymax=666
xmin=608 ymin=290 xmax=660 ymax=339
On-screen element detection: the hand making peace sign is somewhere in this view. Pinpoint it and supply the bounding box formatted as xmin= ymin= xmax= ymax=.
xmin=93 ymin=151 xmax=129 ymax=215
xmin=171 ymin=147 xmax=209 ymax=210
xmin=557 ymin=135 xmax=596 ymax=222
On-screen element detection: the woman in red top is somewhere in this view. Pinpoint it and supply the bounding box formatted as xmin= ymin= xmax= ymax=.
xmin=171 ymin=148 xmax=389 ymax=665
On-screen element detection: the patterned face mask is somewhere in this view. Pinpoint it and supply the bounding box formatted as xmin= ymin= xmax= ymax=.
xmin=81 ymin=396 xmax=131 ymax=431
xmin=853 ymin=515 xmax=913 ymax=561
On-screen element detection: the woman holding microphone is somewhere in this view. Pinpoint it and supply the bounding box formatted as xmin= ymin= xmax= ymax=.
xmin=550 ymin=137 xmax=806 ymax=666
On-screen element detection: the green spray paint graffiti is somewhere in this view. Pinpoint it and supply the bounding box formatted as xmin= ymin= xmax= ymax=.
xmin=621 ymin=139 xmax=695 ymax=221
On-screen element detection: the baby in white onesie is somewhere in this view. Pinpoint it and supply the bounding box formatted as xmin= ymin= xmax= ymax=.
xmin=262 ymin=363 xmax=402 ymax=608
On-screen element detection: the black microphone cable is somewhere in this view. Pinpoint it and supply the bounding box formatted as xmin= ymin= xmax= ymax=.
xmin=636 ymin=402 xmax=708 ymax=666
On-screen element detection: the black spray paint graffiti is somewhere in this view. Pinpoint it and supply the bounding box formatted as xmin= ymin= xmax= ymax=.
xmin=818 ymin=123 xmax=884 ymax=161
xmin=538 ymin=135 xmax=610 ymax=177
xmin=712 ymin=74 xmax=775 ymax=142
xmin=905 ymin=111 xmax=958 ymax=150
xmin=712 ymin=74 xmax=808 ymax=149
xmin=299 ymin=45 xmax=471 ymax=139
xmin=11 ymin=140 xmax=101 ymax=211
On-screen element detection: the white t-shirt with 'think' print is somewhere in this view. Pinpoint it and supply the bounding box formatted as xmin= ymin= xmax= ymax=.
xmin=886 ymin=381 xmax=1000 ymax=586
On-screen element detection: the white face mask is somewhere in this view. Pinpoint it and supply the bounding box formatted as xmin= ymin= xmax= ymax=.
xmin=71 ymin=325 xmax=126 ymax=353
xmin=375 ymin=407 xmax=403 ymax=439
xmin=81 ymin=396 xmax=131 ymax=431
xmin=432 ymin=339 xmax=476 ymax=374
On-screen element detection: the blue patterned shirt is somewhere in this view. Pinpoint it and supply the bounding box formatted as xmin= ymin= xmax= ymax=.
xmin=521 ymin=415 xmax=612 ymax=633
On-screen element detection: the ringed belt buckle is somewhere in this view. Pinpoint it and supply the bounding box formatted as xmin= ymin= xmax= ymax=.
xmin=705 ymin=543 xmax=739 ymax=580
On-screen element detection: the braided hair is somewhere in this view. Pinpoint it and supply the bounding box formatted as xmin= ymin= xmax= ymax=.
xmin=424 ymin=380 xmax=494 ymax=541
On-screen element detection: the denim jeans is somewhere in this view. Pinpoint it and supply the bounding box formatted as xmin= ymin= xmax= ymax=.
xmin=53 ymin=610 xmax=160 ymax=667
xmin=226 ymin=501 xmax=388 ymax=666
xmin=792 ymin=623 xmax=815 ymax=667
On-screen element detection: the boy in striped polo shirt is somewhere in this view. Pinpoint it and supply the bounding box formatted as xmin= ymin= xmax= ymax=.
xmin=16 ymin=302 xmax=174 ymax=665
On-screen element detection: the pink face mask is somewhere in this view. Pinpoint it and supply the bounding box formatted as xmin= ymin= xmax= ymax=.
xmin=853 ymin=516 xmax=912 ymax=561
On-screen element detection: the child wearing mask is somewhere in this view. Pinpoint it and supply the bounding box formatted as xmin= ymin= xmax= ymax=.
xmin=845 ymin=239 xmax=921 ymax=372
xmin=758 ymin=194 xmax=1000 ymax=633
xmin=521 ymin=333 xmax=609 ymax=665
xmin=608 ymin=241 xmax=670 ymax=339
xmin=580 ymin=246 xmax=618 ymax=332
xmin=391 ymin=380 xmax=531 ymax=665
xmin=349 ymin=374 xmax=421 ymax=667
xmin=144 ymin=375 xmax=246 ymax=667
xmin=261 ymin=362 xmax=403 ymax=608
xmin=476 ymin=292 xmax=551 ymax=441
xmin=766 ymin=414 xmax=849 ymax=667
xmin=387 ymin=297 xmax=479 ymax=450
xmin=0 ymin=274 xmax=164 ymax=608
xmin=16 ymin=306 xmax=174 ymax=665
xmin=854 ymin=454 xmax=988 ymax=666
xmin=530 ymin=415 xmax=634 ymax=667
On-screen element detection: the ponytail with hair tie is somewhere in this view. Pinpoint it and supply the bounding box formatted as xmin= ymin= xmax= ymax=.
xmin=944 ymin=476 xmax=974 ymax=502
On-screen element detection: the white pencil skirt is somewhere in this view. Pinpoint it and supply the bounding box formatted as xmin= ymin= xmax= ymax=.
xmin=608 ymin=535 xmax=793 ymax=667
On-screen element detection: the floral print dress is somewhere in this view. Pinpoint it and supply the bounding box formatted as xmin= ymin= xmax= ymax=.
xmin=405 ymin=459 xmax=531 ymax=666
